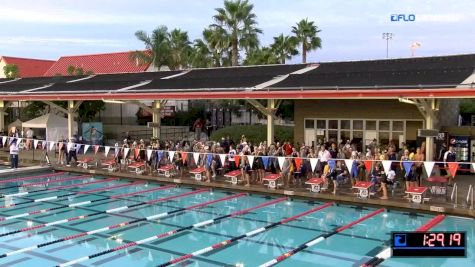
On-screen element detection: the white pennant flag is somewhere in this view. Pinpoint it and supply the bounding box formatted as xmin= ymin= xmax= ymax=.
xmin=193 ymin=152 xmax=200 ymax=165
xmin=49 ymin=141 xmax=55 ymax=151
xmin=42 ymin=141 xmax=47 ymax=150
xmin=123 ymin=148 xmax=130 ymax=158
xmin=84 ymin=145 xmax=90 ymax=154
xmin=277 ymin=157 xmax=286 ymax=170
xmin=75 ymin=144 xmax=81 ymax=153
xmin=424 ymin=161 xmax=435 ymax=177
xmin=310 ymin=158 xmax=319 ymax=172
xmin=472 ymin=163 xmax=475 ymax=173
xmin=67 ymin=142 xmax=73 ymax=152
xmin=168 ymin=151 xmax=175 ymax=162
xmin=147 ymin=149 xmax=153 ymax=161
xmin=219 ymin=154 xmax=226 ymax=166
xmin=33 ymin=139 xmax=38 ymax=150
xmin=104 ymin=146 xmax=110 ymax=157
xmin=382 ymin=160 xmax=392 ymax=174
xmin=18 ymin=138 xmax=22 ymax=144
xmin=2 ymin=136 xmax=6 ymax=146
xmin=344 ymin=159 xmax=354 ymax=173
xmin=248 ymin=155 xmax=254 ymax=169
xmin=115 ymin=147 xmax=120 ymax=157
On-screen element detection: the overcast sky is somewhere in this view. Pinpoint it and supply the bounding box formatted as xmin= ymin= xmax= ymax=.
xmin=0 ymin=0 xmax=474 ymax=63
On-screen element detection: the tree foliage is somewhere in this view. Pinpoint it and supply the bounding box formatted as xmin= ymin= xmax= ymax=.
xmin=3 ymin=64 xmax=19 ymax=78
xmin=210 ymin=125 xmax=293 ymax=144
xmin=292 ymin=18 xmax=322 ymax=63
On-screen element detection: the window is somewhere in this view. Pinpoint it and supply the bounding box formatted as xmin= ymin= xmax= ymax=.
xmin=379 ymin=121 xmax=390 ymax=131
xmin=305 ymin=119 xmax=315 ymax=129
xmin=393 ymin=121 xmax=404 ymax=131
xmin=317 ymin=120 xmax=326 ymax=129
xmin=353 ymin=131 xmax=363 ymax=138
xmin=329 ymin=120 xmax=338 ymax=129
xmin=366 ymin=120 xmax=376 ymax=130
xmin=340 ymin=120 xmax=351 ymax=129
xmin=353 ymin=120 xmax=363 ymax=130
xmin=341 ymin=131 xmax=351 ymax=142
xmin=328 ymin=130 xmax=338 ymax=142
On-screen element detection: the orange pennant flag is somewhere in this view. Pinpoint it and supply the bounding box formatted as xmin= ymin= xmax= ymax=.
xmin=234 ymin=155 xmax=241 ymax=168
xmin=181 ymin=152 xmax=187 ymax=163
xmin=93 ymin=145 xmax=99 ymax=154
xmin=448 ymin=162 xmax=459 ymax=177
xmin=294 ymin=157 xmax=302 ymax=171
xmin=134 ymin=148 xmax=140 ymax=158
xmin=364 ymin=160 xmax=373 ymax=173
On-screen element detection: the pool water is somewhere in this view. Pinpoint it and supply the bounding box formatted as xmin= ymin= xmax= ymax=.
xmin=0 ymin=171 xmax=472 ymax=267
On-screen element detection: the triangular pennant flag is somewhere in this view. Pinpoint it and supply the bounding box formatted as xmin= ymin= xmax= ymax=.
xmin=234 ymin=155 xmax=241 ymax=168
xmin=94 ymin=145 xmax=99 ymax=154
xmin=277 ymin=157 xmax=285 ymax=170
xmin=294 ymin=157 xmax=302 ymax=171
xmin=402 ymin=161 xmax=413 ymax=175
xmin=104 ymin=146 xmax=110 ymax=157
xmin=115 ymin=147 xmax=120 ymax=157
xmin=207 ymin=154 xmax=213 ymax=166
xmin=158 ymin=151 xmax=164 ymax=161
xmin=168 ymin=151 xmax=176 ymax=162
xmin=472 ymin=163 xmax=475 ymax=173
xmin=123 ymin=147 xmax=130 ymax=158
xmin=2 ymin=136 xmax=6 ymax=146
xmin=448 ymin=162 xmax=458 ymax=177
xmin=219 ymin=154 xmax=226 ymax=166
xmin=17 ymin=138 xmax=22 ymax=144
xmin=146 ymin=149 xmax=153 ymax=161
xmin=75 ymin=144 xmax=81 ymax=153
xmin=49 ymin=141 xmax=55 ymax=151
xmin=42 ymin=141 xmax=47 ymax=150
xmin=382 ymin=160 xmax=392 ymax=174
xmin=66 ymin=142 xmax=72 ymax=152
xmin=328 ymin=160 xmax=336 ymax=171
xmin=33 ymin=139 xmax=39 ymax=150
xmin=181 ymin=152 xmax=187 ymax=163
xmin=84 ymin=145 xmax=90 ymax=154
xmin=310 ymin=158 xmax=318 ymax=172
xmin=262 ymin=156 xmax=270 ymax=169
xmin=364 ymin=160 xmax=373 ymax=173
xmin=344 ymin=159 xmax=355 ymax=173
xmin=193 ymin=152 xmax=200 ymax=165
xmin=424 ymin=161 xmax=435 ymax=177
xmin=248 ymin=155 xmax=254 ymax=169
xmin=134 ymin=148 xmax=140 ymax=159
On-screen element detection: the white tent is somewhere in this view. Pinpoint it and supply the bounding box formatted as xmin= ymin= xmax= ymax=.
xmin=7 ymin=119 xmax=23 ymax=131
xmin=22 ymin=113 xmax=77 ymax=142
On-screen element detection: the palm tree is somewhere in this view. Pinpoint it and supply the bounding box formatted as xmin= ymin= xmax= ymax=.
xmin=203 ymin=26 xmax=231 ymax=67
xmin=191 ymin=39 xmax=213 ymax=68
xmin=169 ymin=29 xmax=192 ymax=70
xmin=213 ymin=0 xmax=262 ymax=66
xmin=291 ymin=19 xmax=322 ymax=63
xmin=271 ymin=34 xmax=298 ymax=64
xmin=131 ymin=26 xmax=171 ymax=70
xmin=244 ymin=47 xmax=279 ymax=65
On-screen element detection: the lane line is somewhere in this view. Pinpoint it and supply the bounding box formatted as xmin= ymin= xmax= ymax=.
xmin=0 ymin=193 xmax=246 ymax=258
xmin=0 ymin=172 xmax=68 ymax=193
xmin=258 ymin=208 xmax=385 ymax=267
xmin=158 ymin=202 xmax=334 ymax=266
xmin=56 ymin=197 xmax=288 ymax=267
xmin=0 ymin=188 xmax=208 ymax=238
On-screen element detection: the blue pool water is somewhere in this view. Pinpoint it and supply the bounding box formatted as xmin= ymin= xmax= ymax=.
xmin=0 ymin=171 xmax=472 ymax=267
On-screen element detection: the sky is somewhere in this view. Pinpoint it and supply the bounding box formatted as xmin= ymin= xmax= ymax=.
xmin=0 ymin=0 xmax=474 ymax=63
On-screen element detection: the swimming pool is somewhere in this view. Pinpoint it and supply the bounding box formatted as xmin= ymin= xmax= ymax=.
xmin=0 ymin=171 xmax=472 ymax=267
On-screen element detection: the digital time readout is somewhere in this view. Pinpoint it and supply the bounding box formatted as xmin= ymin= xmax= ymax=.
xmin=392 ymin=232 xmax=466 ymax=257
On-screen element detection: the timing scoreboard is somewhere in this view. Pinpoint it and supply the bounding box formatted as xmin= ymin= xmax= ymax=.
xmin=391 ymin=232 xmax=466 ymax=257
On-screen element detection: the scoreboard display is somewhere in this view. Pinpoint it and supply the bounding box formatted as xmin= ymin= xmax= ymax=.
xmin=391 ymin=232 xmax=466 ymax=257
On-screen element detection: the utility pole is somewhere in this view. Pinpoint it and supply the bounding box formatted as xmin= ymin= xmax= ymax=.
xmin=382 ymin=32 xmax=393 ymax=58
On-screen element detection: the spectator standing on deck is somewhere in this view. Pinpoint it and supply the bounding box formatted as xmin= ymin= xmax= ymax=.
xmin=66 ymin=137 xmax=77 ymax=166
xmin=9 ymin=136 xmax=19 ymax=169
xmin=193 ymin=118 xmax=203 ymax=140
xmin=443 ymin=145 xmax=457 ymax=185
xmin=25 ymin=128 xmax=33 ymax=150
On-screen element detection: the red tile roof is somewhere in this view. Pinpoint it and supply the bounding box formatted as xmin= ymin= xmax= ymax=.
xmin=43 ymin=51 xmax=151 ymax=76
xmin=0 ymin=56 xmax=55 ymax=78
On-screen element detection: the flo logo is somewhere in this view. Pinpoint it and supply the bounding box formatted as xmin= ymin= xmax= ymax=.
xmin=391 ymin=14 xmax=416 ymax=22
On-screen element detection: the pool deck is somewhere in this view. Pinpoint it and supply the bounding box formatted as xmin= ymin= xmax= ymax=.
xmin=2 ymin=150 xmax=474 ymax=219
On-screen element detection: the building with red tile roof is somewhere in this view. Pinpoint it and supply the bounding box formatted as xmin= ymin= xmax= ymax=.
xmin=0 ymin=56 xmax=55 ymax=78
xmin=43 ymin=51 xmax=152 ymax=76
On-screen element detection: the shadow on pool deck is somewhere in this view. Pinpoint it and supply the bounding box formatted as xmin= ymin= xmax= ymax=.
xmin=1 ymin=149 xmax=474 ymax=218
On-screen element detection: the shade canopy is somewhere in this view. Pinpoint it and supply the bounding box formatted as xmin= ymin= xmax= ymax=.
xmin=22 ymin=113 xmax=77 ymax=142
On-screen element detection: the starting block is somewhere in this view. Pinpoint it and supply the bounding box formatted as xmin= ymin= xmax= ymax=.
xmin=158 ymin=164 xmax=176 ymax=178
xmin=352 ymin=181 xmax=373 ymax=199
xmin=406 ymin=186 xmax=429 ymax=204
xmin=224 ymin=170 xmax=242 ymax=185
xmin=263 ymin=173 xmax=282 ymax=189
xmin=190 ymin=167 xmax=206 ymax=181
xmin=128 ymin=162 xmax=146 ymax=175
xmin=101 ymin=159 xmax=118 ymax=172
xmin=77 ymin=157 xmax=95 ymax=169
xmin=305 ymin=177 xmax=325 ymax=193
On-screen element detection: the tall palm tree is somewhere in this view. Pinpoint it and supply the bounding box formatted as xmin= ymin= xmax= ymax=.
xmin=271 ymin=34 xmax=299 ymax=64
xmin=291 ymin=19 xmax=322 ymax=63
xmin=131 ymin=26 xmax=171 ymax=70
xmin=213 ymin=0 xmax=262 ymax=66
xmin=191 ymin=39 xmax=213 ymax=68
xmin=203 ymin=26 xmax=231 ymax=67
xmin=169 ymin=29 xmax=192 ymax=70
xmin=244 ymin=47 xmax=279 ymax=65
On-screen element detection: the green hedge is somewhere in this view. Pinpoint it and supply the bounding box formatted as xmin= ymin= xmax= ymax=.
xmin=210 ymin=125 xmax=293 ymax=144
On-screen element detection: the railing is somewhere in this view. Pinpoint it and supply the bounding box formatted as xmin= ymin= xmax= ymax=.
xmin=451 ymin=183 xmax=458 ymax=208
xmin=467 ymin=184 xmax=474 ymax=210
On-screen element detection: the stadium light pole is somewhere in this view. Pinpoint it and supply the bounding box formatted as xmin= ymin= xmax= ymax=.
xmin=382 ymin=32 xmax=393 ymax=58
